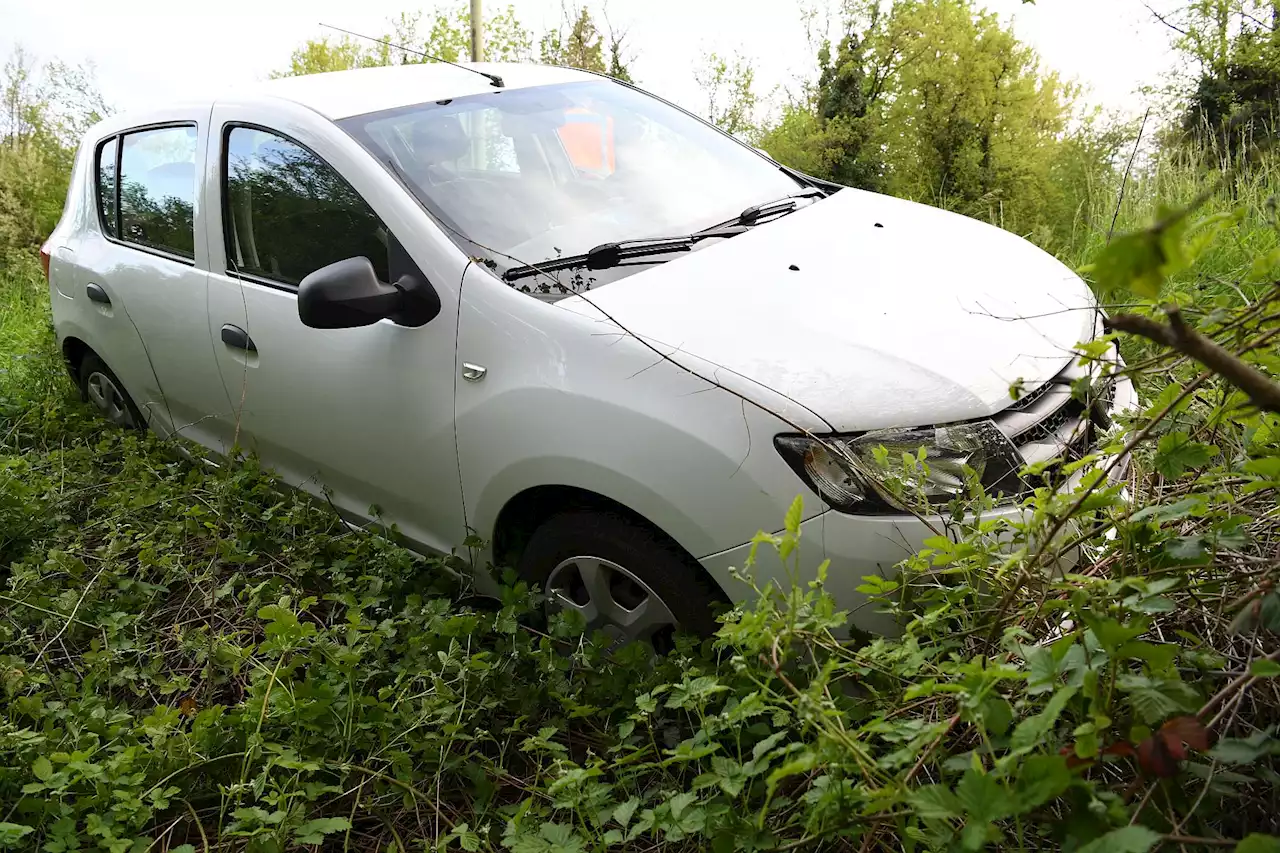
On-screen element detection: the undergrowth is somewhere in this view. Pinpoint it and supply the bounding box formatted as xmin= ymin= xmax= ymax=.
xmin=1 ymin=187 xmax=1280 ymax=853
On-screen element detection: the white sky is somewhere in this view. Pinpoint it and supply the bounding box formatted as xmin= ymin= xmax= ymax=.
xmin=1 ymin=0 xmax=1182 ymax=122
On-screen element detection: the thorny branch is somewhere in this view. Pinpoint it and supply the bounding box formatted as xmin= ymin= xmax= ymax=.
xmin=1108 ymin=300 xmax=1280 ymax=414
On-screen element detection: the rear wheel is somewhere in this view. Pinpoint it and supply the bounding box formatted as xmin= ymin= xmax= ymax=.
xmin=517 ymin=510 xmax=726 ymax=651
xmin=79 ymin=353 xmax=143 ymax=429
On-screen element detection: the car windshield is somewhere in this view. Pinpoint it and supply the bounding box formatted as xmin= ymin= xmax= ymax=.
xmin=338 ymin=79 xmax=805 ymax=295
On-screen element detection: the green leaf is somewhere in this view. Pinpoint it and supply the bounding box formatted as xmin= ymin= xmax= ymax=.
xmin=1087 ymin=616 xmax=1147 ymax=654
xmin=1154 ymin=432 xmax=1217 ymax=480
xmin=784 ymin=495 xmax=803 ymax=535
xmin=1250 ymin=659 xmax=1280 ymax=677
xmin=710 ymin=755 xmax=749 ymax=796
xmin=1015 ymin=754 xmax=1073 ymax=809
xmin=1084 ymin=204 xmax=1191 ymax=298
xmin=1236 ymin=834 xmax=1280 ymax=853
xmin=955 ymin=767 xmax=1009 ymax=822
xmin=765 ymin=750 xmax=818 ymax=799
xmin=0 ymin=824 xmax=35 ymax=848
xmin=31 ymin=757 xmax=52 ymax=783
xmin=1011 ymin=685 xmax=1078 ymax=753
xmin=1210 ymin=728 xmax=1277 ymax=764
xmin=668 ymin=791 xmax=695 ymax=820
xmin=1074 ymin=825 xmax=1161 ymax=853
xmin=1116 ymin=675 xmax=1200 ymax=725
xmin=907 ymin=784 xmax=959 ymax=820
xmin=1130 ymin=497 xmax=1206 ymax=523
xmin=293 ymin=817 xmax=352 ymax=845
xmin=613 ymin=798 xmax=639 ymax=829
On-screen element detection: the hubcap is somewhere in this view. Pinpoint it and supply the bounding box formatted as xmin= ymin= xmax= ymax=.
xmin=546 ymin=556 xmax=678 ymax=650
xmin=85 ymin=371 xmax=134 ymax=427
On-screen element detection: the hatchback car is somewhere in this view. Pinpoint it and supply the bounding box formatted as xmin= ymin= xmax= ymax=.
xmin=44 ymin=61 xmax=1135 ymax=644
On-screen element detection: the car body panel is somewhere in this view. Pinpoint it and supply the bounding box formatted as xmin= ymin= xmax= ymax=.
xmin=455 ymin=263 xmax=828 ymax=587
xmin=569 ymin=189 xmax=1096 ymax=432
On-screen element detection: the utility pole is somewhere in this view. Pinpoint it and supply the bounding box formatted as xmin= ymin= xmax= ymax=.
xmin=470 ymin=0 xmax=484 ymax=61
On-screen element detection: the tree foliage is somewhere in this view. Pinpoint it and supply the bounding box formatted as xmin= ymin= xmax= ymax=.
xmin=692 ymin=51 xmax=760 ymax=139
xmin=273 ymin=5 xmax=633 ymax=82
xmin=754 ymin=0 xmax=1122 ymax=250
xmin=0 ymin=45 xmax=108 ymax=255
xmin=1165 ymin=1 xmax=1280 ymax=145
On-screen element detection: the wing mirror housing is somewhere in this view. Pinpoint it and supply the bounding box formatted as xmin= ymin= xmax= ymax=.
xmin=298 ymin=256 xmax=441 ymax=329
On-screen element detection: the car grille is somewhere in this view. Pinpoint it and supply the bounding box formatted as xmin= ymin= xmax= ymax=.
xmin=993 ymin=358 xmax=1116 ymax=475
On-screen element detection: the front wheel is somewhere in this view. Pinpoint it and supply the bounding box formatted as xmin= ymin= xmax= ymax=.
xmin=517 ymin=510 xmax=726 ymax=650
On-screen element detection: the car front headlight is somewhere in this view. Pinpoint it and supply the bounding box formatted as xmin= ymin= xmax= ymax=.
xmin=774 ymin=420 xmax=1025 ymax=514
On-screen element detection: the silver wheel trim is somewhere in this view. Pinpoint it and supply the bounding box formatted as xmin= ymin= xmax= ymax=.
xmin=85 ymin=371 xmax=134 ymax=427
xmin=546 ymin=555 xmax=678 ymax=646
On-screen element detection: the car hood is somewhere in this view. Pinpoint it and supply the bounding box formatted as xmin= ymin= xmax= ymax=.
xmin=561 ymin=188 xmax=1096 ymax=432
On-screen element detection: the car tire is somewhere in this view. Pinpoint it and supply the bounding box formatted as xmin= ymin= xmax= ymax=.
xmin=79 ymin=353 xmax=144 ymax=430
xmin=517 ymin=510 xmax=727 ymax=648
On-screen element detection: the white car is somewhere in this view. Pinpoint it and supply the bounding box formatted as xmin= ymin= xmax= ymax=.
xmin=43 ymin=61 xmax=1135 ymax=645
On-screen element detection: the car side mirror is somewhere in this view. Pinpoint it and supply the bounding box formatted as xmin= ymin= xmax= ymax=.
xmin=297 ymin=256 xmax=441 ymax=329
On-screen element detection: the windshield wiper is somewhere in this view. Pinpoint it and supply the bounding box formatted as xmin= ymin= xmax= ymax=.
xmin=502 ymin=226 xmax=747 ymax=283
xmin=735 ymin=187 xmax=825 ymax=225
xmin=500 ymin=188 xmax=825 ymax=284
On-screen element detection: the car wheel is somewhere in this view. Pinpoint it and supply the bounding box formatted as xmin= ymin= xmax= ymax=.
xmin=517 ymin=510 xmax=726 ymax=650
xmin=79 ymin=353 xmax=143 ymax=429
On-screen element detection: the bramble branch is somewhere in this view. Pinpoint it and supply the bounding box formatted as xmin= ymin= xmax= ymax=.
xmin=1107 ymin=305 xmax=1280 ymax=414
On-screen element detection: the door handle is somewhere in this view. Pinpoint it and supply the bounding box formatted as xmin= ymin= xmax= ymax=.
xmin=86 ymin=283 xmax=110 ymax=305
xmin=220 ymin=324 xmax=257 ymax=353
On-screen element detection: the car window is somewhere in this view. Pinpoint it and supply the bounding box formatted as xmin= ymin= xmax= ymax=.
xmin=223 ymin=126 xmax=390 ymax=286
xmin=95 ymin=137 xmax=118 ymax=238
xmin=118 ymin=126 xmax=198 ymax=258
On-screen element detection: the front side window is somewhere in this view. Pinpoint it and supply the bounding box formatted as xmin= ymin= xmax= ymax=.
xmin=119 ymin=125 xmax=197 ymax=258
xmin=339 ymin=80 xmax=803 ymax=292
xmin=223 ymin=126 xmax=389 ymax=286
xmin=95 ymin=137 xmax=118 ymax=237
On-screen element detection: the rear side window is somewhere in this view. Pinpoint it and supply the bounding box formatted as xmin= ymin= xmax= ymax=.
xmin=223 ymin=126 xmax=389 ymax=286
xmin=117 ymin=126 xmax=198 ymax=258
xmin=95 ymin=137 xmax=118 ymax=237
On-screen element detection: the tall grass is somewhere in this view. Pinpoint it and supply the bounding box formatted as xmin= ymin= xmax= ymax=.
xmin=1061 ymin=141 xmax=1280 ymax=304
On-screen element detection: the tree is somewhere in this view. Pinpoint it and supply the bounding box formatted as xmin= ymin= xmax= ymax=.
xmin=1162 ymin=1 xmax=1280 ymax=145
xmin=272 ymin=6 xmax=533 ymax=79
xmin=756 ymin=0 xmax=1116 ymax=248
xmin=1 ymin=45 xmax=110 ymax=253
xmin=693 ymin=51 xmax=760 ymax=139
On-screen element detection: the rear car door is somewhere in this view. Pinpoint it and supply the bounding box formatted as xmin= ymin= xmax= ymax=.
xmin=66 ymin=118 xmax=236 ymax=450
xmin=202 ymin=100 xmax=467 ymax=555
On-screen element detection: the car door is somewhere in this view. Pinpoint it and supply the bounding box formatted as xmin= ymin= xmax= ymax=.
xmin=202 ymin=100 xmax=467 ymax=556
xmin=67 ymin=118 xmax=235 ymax=449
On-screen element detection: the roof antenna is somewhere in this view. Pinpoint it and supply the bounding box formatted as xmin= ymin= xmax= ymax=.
xmin=318 ymin=23 xmax=505 ymax=88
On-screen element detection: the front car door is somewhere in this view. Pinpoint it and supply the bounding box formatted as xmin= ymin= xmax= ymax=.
xmin=202 ymin=97 xmax=467 ymax=556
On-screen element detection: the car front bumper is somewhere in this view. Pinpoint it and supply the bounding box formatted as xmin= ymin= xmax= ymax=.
xmin=700 ymin=374 xmax=1139 ymax=635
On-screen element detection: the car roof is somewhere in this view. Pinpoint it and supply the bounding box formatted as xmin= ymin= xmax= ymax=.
xmin=250 ymin=62 xmax=597 ymax=119
xmin=88 ymin=63 xmax=602 ymax=141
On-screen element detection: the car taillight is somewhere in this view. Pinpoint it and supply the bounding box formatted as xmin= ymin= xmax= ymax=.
xmin=39 ymin=243 xmax=52 ymax=282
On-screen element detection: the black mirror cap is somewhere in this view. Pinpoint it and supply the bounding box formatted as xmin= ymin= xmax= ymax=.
xmin=298 ymin=256 xmax=441 ymax=329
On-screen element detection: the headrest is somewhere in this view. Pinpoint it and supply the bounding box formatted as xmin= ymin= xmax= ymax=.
xmin=411 ymin=115 xmax=470 ymax=163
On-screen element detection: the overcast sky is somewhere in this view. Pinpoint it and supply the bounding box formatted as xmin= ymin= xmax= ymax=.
xmin=1 ymin=0 xmax=1181 ymax=122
